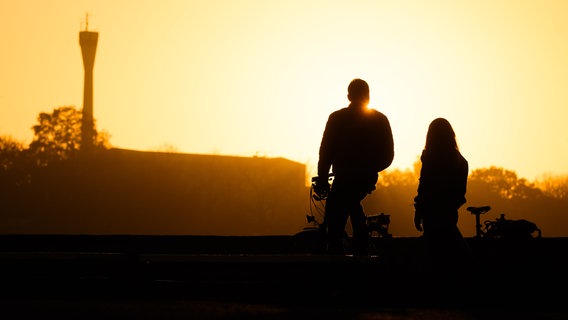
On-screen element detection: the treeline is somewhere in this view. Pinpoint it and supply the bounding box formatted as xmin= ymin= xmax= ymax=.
xmin=364 ymin=165 xmax=568 ymax=238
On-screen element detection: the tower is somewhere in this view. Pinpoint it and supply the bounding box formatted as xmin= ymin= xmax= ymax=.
xmin=79 ymin=15 xmax=98 ymax=152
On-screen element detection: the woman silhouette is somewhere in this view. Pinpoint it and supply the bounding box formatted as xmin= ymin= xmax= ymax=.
xmin=413 ymin=118 xmax=470 ymax=271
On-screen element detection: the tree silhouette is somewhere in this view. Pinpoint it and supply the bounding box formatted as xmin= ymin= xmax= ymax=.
xmin=0 ymin=136 xmax=31 ymax=219
xmin=535 ymin=174 xmax=568 ymax=199
xmin=28 ymin=106 xmax=110 ymax=165
xmin=0 ymin=135 xmax=25 ymax=171
xmin=469 ymin=166 xmax=542 ymax=200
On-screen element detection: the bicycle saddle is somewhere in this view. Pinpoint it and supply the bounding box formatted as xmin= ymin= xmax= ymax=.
xmin=466 ymin=206 xmax=491 ymax=215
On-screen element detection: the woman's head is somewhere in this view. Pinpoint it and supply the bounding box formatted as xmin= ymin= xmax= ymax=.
xmin=424 ymin=117 xmax=459 ymax=152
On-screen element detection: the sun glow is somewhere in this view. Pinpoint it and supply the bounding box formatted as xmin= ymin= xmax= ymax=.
xmin=1 ymin=0 xmax=567 ymax=182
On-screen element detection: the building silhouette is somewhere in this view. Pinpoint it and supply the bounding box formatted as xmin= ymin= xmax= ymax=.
xmin=0 ymin=149 xmax=308 ymax=236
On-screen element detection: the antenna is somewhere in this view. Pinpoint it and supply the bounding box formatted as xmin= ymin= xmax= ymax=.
xmin=81 ymin=12 xmax=95 ymax=31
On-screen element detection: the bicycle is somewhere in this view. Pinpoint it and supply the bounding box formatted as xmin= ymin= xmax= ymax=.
xmin=294 ymin=175 xmax=391 ymax=256
xmin=466 ymin=206 xmax=541 ymax=239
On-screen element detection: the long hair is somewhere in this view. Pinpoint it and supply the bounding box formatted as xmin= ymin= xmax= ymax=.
xmin=424 ymin=118 xmax=459 ymax=154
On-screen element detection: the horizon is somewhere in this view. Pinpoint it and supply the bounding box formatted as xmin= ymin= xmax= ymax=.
xmin=1 ymin=146 xmax=564 ymax=237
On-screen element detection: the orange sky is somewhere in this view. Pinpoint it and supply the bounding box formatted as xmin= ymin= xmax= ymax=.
xmin=1 ymin=0 xmax=567 ymax=181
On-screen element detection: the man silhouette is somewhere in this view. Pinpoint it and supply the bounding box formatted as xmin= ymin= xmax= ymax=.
xmin=315 ymin=78 xmax=394 ymax=255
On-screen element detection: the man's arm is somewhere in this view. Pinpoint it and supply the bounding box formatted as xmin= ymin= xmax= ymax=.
xmin=376 ymin=114 xmax=394 ymax=172
xmin=317 ymin=114 xmax=335 ymax=179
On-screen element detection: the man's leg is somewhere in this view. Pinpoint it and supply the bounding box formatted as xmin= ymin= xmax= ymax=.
xmin=349 ymin=192 xmax=369 ymax=256
xmin=325 ymin=190 xmax=349 ymax=254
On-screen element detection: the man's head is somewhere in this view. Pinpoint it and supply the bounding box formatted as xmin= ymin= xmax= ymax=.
xmin=347 ymin=78 xmax=370 ymax=105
